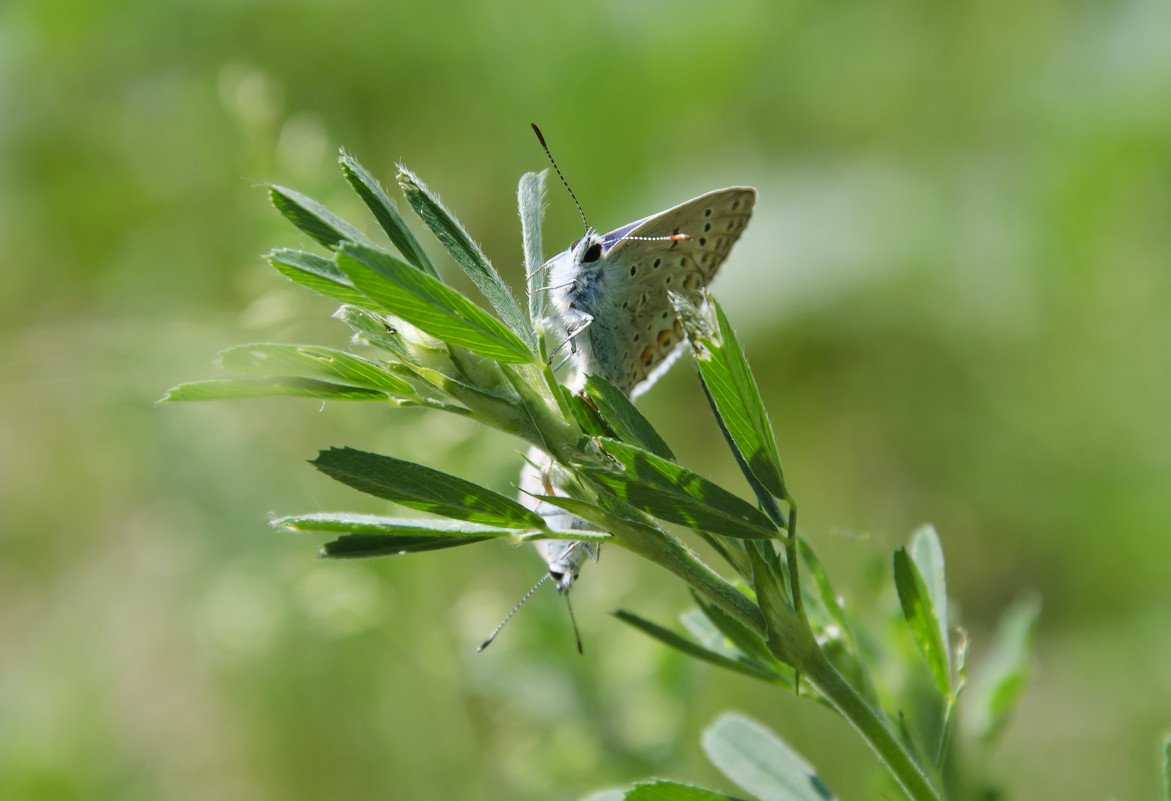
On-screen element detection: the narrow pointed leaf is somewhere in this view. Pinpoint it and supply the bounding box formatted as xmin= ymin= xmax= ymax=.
xmin=273 ymin=512 xmax=519 ymax=536
xmin=588 ymin=439 xmax=777 ymax=540
xmin=625 ymin=782 xmax=737 ymax=801
xmin=269 ymin=248 xmax=372 ymax=307
xmin=269 ymin=185 xmax=368 ymax=250
xmin=335 ymin=243 xmax=536 ymax=363
xmin=217 ymin=344 xmax=415 ymax=395
xmin=311 ymin=446 xmax=548 ymax=529
xmin=910 ymin=525 xmax=950 ymax=671
xmin=702 ymin=713 xmax=838 ymax=801
xmin=397 ymin=167 xmax=533 ymax=347
xmin=675 ymin=296 xmax=786 ymax=500
xmin=967 ymin=594 xmax=1041 ymax=742
xmin=585 ymin=375 xmax=674 ymax=460
xmin=614 ymin=609 xmax=786 ymax=683
xmin=518 ymin=170 xmax=548 ymax=328
xmin=160 ymin=377 xmax=389 ymax=402
xmin=893 ymin=546 xmax=951 ymax=695
xmin=321 ymin=533 xmax=494 ymax=557
xmin=339 ymin=151 xmax=439 ymax=278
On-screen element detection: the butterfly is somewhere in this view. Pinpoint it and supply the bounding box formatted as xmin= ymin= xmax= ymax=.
xmin=478 ymin=129 xmax=756 ymax=654
xmin=541 ymin=186 xmax=756 ymax=397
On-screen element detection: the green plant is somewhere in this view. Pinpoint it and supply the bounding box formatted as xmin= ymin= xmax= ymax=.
xmin=164 ymin=151 xmax=1042 ymax=801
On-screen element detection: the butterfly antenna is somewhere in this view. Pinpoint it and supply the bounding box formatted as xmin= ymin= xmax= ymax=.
xmin=565 ymin=592 xmax=584 ymax=655
xmin=620 ymin=233 xmax=691 ymax=242
xmin=531 ymin=123 xmax=589 ymax=232
xmin=477 ymin=572 xmax=550 ymax=652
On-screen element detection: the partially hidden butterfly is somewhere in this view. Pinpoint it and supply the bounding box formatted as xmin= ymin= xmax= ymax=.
xmin=477 ymin=128 xmax=756 ymax=653
xmin=541 ymin=184 xmax=756 ymax=398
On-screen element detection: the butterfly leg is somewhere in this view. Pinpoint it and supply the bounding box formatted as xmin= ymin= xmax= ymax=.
xmin=548 ymin=310 xmax=593 ymax=370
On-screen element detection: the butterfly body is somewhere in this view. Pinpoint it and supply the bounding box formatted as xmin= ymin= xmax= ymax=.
xmin=544 ymin=187 xmax=756 ymax=397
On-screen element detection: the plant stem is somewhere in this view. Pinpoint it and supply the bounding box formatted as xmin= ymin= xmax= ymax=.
xmin=801 ymin=647 xmax=941 ymax=801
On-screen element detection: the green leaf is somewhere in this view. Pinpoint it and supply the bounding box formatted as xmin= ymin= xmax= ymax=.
xmin=217 ymin=343 xmax=415 ymax=396
xmin=160 ymin=377 xmax=390 ymax=402
xmin=268 ymin=184 xmax=368 ymax=250
xmin=691 ymin=591 xmax=779 ymax=671
xmin=518 ymin=169 xmax=548 ymax=329
xmin=339 ymin=151 xmax=439 ymax=278
xmin=310 ymin=446 xmax=548 ymax=529
xmin=568 ymin=390 xmax=614 ymax=438
xmin=893 ymin=545 xmax=951 ymax=695
xmin=910 ymin=525 xmax=950 ymax=674
xmin=397 ymin=167 xmax=534 ymax=348
xmin=677 ymin=297 xmax=786 ymax=500
xmin=614 ymin=609 xmax=786 ymax=683
xmin=584 ymin=375 xmax=675 ymax=460
xmin=321 ymin=533 xmax=494 ymax=557
xmin=587 ymin=439 xmax=778 ymax=540
xmin=527 ymin=492 xmax=664 ymax=542
xmin=268 ymin=248 xmax=372 ymax=307
xmin=702 ymin=713 xmax=838 ymax=801
xmin=625 ymin=780 xmax=739 ymax=801
xmin=333 ymin=305 xmax=417 ymax=362
xmin=335 ymin=243 xmax=536 ymax=364
xmin=747 ymin=545 xmax=800 ymax=665
xmin=967 ymin=594 xmax=1041 ymax=742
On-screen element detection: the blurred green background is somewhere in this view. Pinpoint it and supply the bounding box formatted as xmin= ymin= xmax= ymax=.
xmin=2 ymin=0 xmax=1169 ymax=799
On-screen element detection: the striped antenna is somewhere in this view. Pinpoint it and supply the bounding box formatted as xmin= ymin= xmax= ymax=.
xmin=531 ymin=123 xmax=589 ymax=232
xmin=477 ymin=572 xmax=550 ymax=652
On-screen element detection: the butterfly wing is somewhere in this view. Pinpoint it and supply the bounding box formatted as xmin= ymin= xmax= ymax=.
xmin=587 ymin=187 xmax=756 ymax=396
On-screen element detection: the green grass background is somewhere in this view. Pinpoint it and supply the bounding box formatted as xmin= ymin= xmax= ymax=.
xmin=2 ymin=0 xmax=1169 ymax=799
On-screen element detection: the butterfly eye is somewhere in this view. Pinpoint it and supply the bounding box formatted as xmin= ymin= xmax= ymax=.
xmin=582 ymin=243 xmax=603 ymax=263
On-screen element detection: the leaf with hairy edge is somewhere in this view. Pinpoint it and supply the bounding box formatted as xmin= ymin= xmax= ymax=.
xmin=588 ymin=439 xmax=777 ymax=541
xmin=335 ymin=243 xmax=536 ymax=364
xmin=269 ymin=248 xmax=372 ymax=307
xmin=893 ymin=545 xmax=951 ymax=695
xmin=397 ymin=167 xmax=533 ymax=347
xmin=703 ymin=713 xmax=838 ymax=801
xmin=160 ymin=377 xmax=390 ymax=402
xmin=311 ymin=447 xmax=548 ymax=530
xmin=217 ymin=344 xmax=415 ymax=396
xmin=614 ymin=609 xmax=786 ymax=683
xmin=518 ymin=170 xmax=548 ymax=330
xmin=624 ymin=780 xmax=738 ymax=801
xmin=269 ymin=185 xmax=369 ymax=250
xmin=339 ymin=151 xmax=439 ymax=278
xmin=675 ymin=295 xmax=786 ymax=500
xmin=584 ymin=375 xmax=674 ymax=460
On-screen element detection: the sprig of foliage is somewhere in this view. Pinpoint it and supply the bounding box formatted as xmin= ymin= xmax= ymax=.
xmin=163 ymin=150 xmax=1046 ymax=801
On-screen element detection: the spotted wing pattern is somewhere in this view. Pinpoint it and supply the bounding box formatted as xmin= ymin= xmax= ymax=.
xmin=588 ymin=187 xmax=755 ymax=396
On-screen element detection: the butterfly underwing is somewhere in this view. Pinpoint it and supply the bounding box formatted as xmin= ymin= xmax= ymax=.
xmin=543 ymin=186 xmax=756 ymax=397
